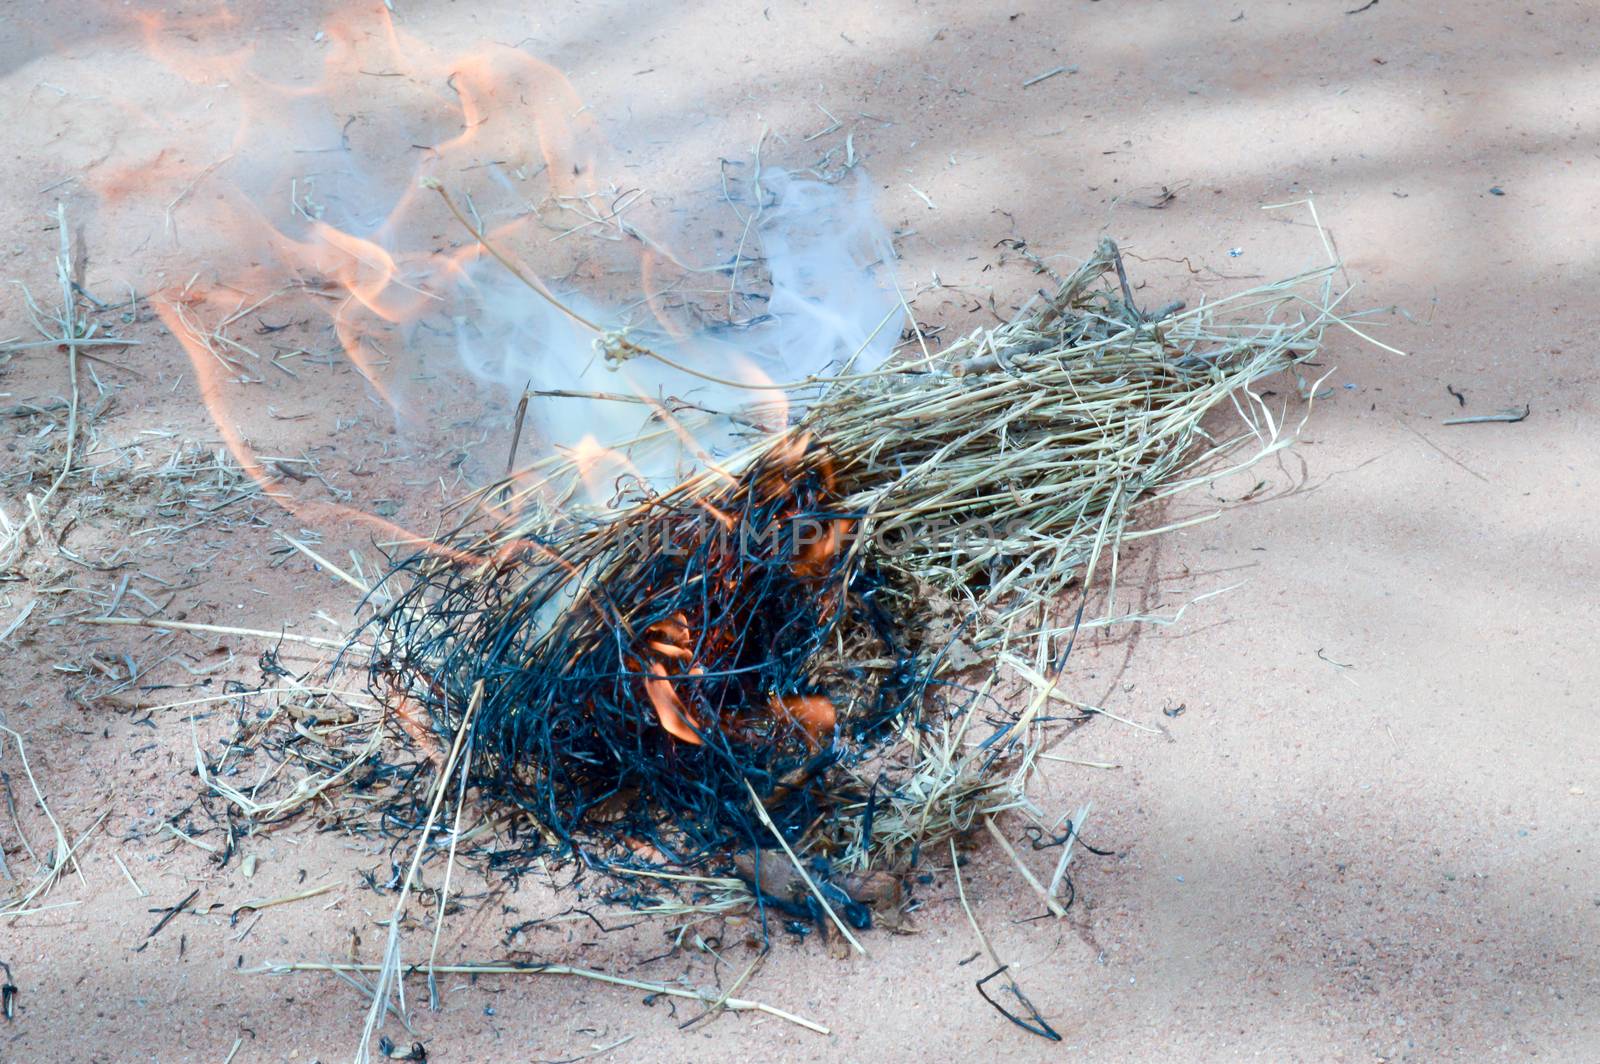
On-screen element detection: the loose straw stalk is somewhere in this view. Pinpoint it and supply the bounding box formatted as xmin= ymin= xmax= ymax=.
xmin=353 ymin=681 xmax=482 ymax=1063
xmin=260 ymin=959 xmax=828 ymax=1035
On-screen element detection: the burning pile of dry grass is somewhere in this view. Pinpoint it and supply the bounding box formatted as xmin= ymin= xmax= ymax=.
xmin=371 ymin=431 xmax=912 ymax=891
xmin=363 ymin=233 xmax=1340 ymax=930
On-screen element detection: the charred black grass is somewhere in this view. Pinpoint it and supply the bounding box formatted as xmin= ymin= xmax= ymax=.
xmin=366 ymin=436 xmax=922 ymax=880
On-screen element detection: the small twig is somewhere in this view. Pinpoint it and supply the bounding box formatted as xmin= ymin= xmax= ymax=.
xmin=500 ymin=386 xmax=532 ymax=505
xmin=355 ymin=682 xmax=482 ymax=1060
xmin=230 ymin=882 xmax=338 ymax=923
xmin=681 ymin=947 xmax=765 ymax=1030
xmin=0 ymin=601 xmax=36 ymax=649
xmin=276 ymin=533 xmax=372 ymax=596
xmin=1107 ymin=240 xmax=1139 ymax=319
xmin=164 ymin=154 xmax=235 ymax=242
xmin=1048 ymin=803 xmax=1091 ymax=898
xmin=1036 ymin=755 xmax=1119 ymax=770
xmin=83 ymin=616 xmax=349 ymax=650
xmin=1021 ymin=65 xmax=1076 ymax=88
xmin=505 ymin=386 xmax=532 ymax=480
xmin=983 ymin=817 xmax=1066 ymax=917
xmin=1396 ymin=419 xmax=1488 ymax=482
xmin=1002 ymin=655 xmax=1160 ymax=734
xmin=1 ymin=203 xmax=83 ymax=568
xmin=906 ymin=184 xmax=937 ymax=210
xmin=0 ymin=723 xmax=89 ymax=909
xmin=423 ymin=179 xmax=602 ymax=333
xmin=540 ymin=1034 xmax=635 ymax=1063
xmin=113 ymin=852 xmax=147 ymax=897
xmin=44 ymin=202 xmax=83 ymax=510
xmin=166 ymin=822 xmax=219 ymax=854
xmin=261 ymin=960 xmax=829 ymax=1035
xmin=426 ymin=706 xmax=477 ymax=1010
xmin=1443 ymin=405 xmax=1529 ymax=426
xmin=147 ymin=887 xmax=199 ymax=939
xmin=1316 ymin=647 xmax=1354 ymax=669
xmin=950 ymin=840 xmax=1061 ymax=1041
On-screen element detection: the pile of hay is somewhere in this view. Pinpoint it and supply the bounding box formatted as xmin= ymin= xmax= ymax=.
xmin=363 ymin=235 xmax=1335 ymax=924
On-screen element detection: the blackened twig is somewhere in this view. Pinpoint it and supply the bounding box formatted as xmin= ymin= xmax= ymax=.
xmin=976 ymin=965 xmax=1062 ymax=1041
xmin=146 ymin=888 xmax=199 ymax=939
xmin=505 ymin=386 xmax=531 ymax=479
xmin=1107 ymin=241 xmax=1140 ymax=320
xmin=950 ymin=840 xmax=1062 ymax=1041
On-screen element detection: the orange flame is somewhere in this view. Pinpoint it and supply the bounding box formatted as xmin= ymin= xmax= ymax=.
xmin=640 ymin=659 xmax=704 ymax=746
xmin=103 ymin=4 xmax=828 ymax=684
xmin=103 ymin=4 xmax=636 ymax=556
xmin=621 ymin=436 xmax=852 ymax=748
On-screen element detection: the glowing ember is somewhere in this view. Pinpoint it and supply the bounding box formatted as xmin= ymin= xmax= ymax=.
xmin=768 ymin=694 xmax=838 ymax=749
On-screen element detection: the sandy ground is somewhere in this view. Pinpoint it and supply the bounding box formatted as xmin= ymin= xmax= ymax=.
xmin=1 ymin=1 xmax=1597 ymax=1061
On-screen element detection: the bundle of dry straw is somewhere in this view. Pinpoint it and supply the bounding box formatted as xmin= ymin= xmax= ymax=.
xmin=367 ymin=227 xmax=1341 ymax=900
xmin=793 ymin=238 xmax=1337 ymax=873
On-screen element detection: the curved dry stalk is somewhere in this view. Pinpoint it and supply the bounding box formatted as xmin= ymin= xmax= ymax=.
xmin=259 ymin=958 xmax=829 ymax=1035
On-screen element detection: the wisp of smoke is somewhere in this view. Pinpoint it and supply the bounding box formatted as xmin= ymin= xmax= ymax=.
xmin=451 ymin=169 xmax=904 ymax=490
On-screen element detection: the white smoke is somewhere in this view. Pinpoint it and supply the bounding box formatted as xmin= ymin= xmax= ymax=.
xmin=748 ymin=171 xmax=902 ymax=380
xmin=452 ymin=168 xmax=903 ymax=496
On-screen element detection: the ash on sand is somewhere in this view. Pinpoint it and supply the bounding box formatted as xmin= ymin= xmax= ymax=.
xmin=342 ymin=235 xmax=1335 ymax=939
